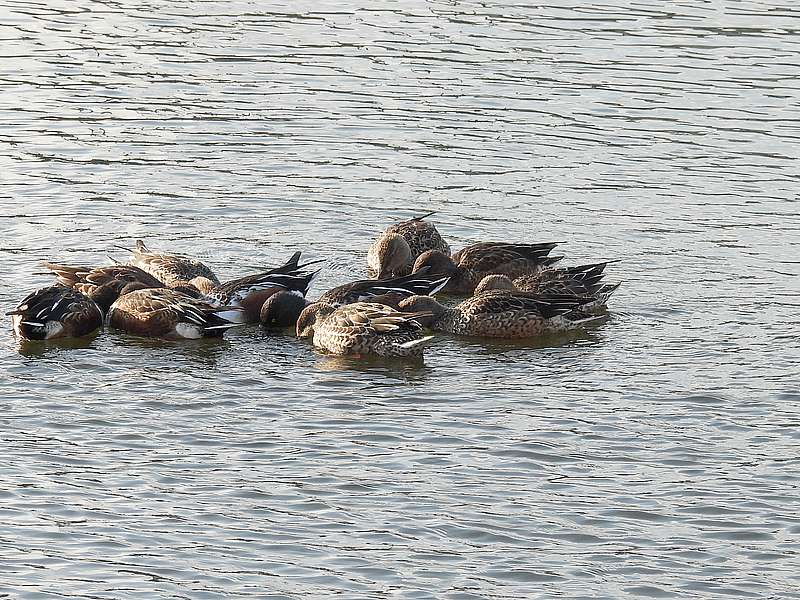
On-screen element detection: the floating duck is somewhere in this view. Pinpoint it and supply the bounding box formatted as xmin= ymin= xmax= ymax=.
xmin=475 ymin=261 xmax=620 ymax=312
xmin=107 ymin=288 xmax=242 ymax=340
xmin=200 ymin=252 xmax=319 ymax=323
xmin=123 ymin=239 xmax=220 ymax=288
xmin=42 ymin=262 xmax=169 ymax=311
xmin=295 ymin=301 xmax=434 ymax=357
xmin=398 ymin=291 xmax=600 ymax=338
xmin=412 ymin=241 xmax=563 ymax=294
xmin=8 ymin=285 xmax=103 ymax=340
xmin=367 ymin=212 xmax=449 ymax=278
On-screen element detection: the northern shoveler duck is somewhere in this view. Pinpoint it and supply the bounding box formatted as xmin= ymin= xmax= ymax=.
xmin=412 ymin=242 xmax=564 ymax=294
xmin=367 ymin=212 xmax=450 ymax=279
xmin=123 ymin=239 xmax=221 ymax=289
xmin=107 ymin=288 xmax=242 ymax=339
xmin=201 ymin=252 xmax=319 ymax=323
xmin=42 ymin=262 xmax=168 ymax=312
xmin=397 ymin=291 xmax=600 ymax=338
xmin=260 ymin=269 xmax=449 ymax=329
xmin=295 ymin=301 xmax=435 ymax=357
xmin=317 ymin=268 xmax=450 ymax=308
xmin=475 ymin=261 xmax=620 ymax=312
xmin=8 ymin=285 xmax=103 ymax=340
xmin=260 ymin=291 xmax=310 ymax=328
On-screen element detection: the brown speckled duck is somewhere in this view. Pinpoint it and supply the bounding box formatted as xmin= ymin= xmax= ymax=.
xmin=367 ymin=212 xmax=450 ymax=279
xmin=296 ymin=301 xmax=434 ymax=357
xmin=398 ymin=291 xmax=600 ymax=338
xmin=124 ymin=239 xmax=221 ymax=288
xmin=412 ymin=242 xmax=564 ymax=294
xmin=42 ymin=262 xmax=169 ymax=312
xmin=475 ymin=261 xmax=621 ymax=312
xmin=8 ymin=285 xmax=103 ymax=340
xmin=107 ymin=288 xmax=242 ymax=340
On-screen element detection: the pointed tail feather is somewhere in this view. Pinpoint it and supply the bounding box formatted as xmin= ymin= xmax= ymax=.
xmin=398 ymin=335 xmax=435 ymax=349
xmin=566 ymin=314 xmax=606 ymax=326
xmin=541 ymin=255 xmax=565 ymax=267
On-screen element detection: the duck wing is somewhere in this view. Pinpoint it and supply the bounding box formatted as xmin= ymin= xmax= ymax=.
xmin=457 ymin=290 xmax=587 ymax=320
xmin=452 ymin=242 xmax=561 ymax=272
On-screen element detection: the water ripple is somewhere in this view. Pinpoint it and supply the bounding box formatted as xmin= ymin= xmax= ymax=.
xmin=1 ymin=0 xmax=798 ymax=598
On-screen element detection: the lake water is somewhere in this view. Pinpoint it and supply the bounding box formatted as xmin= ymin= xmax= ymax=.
xmin=1 ymin=1 xmax=798 ymax=598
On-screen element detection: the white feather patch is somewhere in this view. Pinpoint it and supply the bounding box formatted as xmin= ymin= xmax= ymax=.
xmin=175 ymin=323 xmax=204 ymax=339
xmin=398 ymin=335 xmax=434 ymax=349
xmin=11 ymin=315 xmax=23 ymax=336
xmin=21 ymin=320 xmax=45 ymax=327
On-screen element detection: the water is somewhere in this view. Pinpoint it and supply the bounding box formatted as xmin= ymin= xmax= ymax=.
xmin=1 ymin=1 xmax=798 ymax=598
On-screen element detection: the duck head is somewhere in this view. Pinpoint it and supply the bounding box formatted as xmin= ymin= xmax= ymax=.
xmin=474 ymin=274 xmax=516 ymax=294
xmin=187 ymin=276 xmax=218 ymax=296
xmin=295 ymin=302 xmax=337 ymax=338
xmin=367 ymin=233 xmax=413 ymax=279
xmin=261 ymin=291 xmax=309 ymax=328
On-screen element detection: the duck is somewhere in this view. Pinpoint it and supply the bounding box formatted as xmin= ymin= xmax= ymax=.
xmin=397 ymin=290 xmax=601 ymax=338
xmin=200 ymin=251 xmax=319 ymax=323
xmin=259 ymin=268 xmax=449 ymax=328
xmin=107 ymin=288 xmax=242 ymax=340
xmin=7 ymin=285 xmax=103 ymax=340
xmin=411 ymin=241 xmax=564 ymax=294
xmin=367 ymin=211 xmax=449 ymax=278
xmin=317 ymin=268 xmax=450 ymax=308
xmin=122 ymin=239 xmax=221 ymax=288
xmin=41 ymin=262 xmax=172 ymax=312
xmin=474 ymin=261 xmax=621 ymax=312
xmin=295 ymin=301 xmax=435 ymax=357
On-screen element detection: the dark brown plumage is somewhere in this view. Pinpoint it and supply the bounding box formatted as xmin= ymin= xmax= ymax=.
xmin=202 ymin=252 xmax=319 ymax=323
xmin=476 ymin=261 xmax=621 ymax=312
xmin=317 ymin=268 xmax=449 ymax=307
xmin=8 ymin=285 xmax=103 ymax=340
xmin=42 ymin=262 xmax=166 ymax=311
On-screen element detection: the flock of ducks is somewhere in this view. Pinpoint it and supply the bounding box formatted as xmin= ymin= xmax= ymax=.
xmin=8 ymin=213 xmax=620 ymax=358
